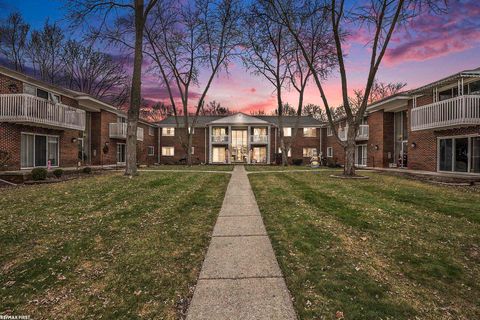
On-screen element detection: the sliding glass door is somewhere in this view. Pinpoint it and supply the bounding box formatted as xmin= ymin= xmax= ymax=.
xmin=21 ymin=133 xmax=59 ymax=168
xmin=439 ymin=136 xmax=480 ymax=174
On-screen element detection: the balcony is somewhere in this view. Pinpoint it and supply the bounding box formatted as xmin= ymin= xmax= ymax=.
xmin=411 ymin=95 xmax=480 ymax=131
xmin=250 ymin=135 xmax=268 ymax=143
xmin=338 ymin=124 xmax=369 ymax=141
xmin=0 ymin=94 xmax=85 ymax=131
xmin=211 ymin=134 xmax=228 ymax=143
xmin=109 ymin=123 xmax=144 ymax=141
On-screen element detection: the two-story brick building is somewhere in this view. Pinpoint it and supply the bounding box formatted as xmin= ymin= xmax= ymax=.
xmin=323 ymin=67 xmax=480 ymax=175
xmin=0 ymin=66 xmax=158 ymax=171
xmin=157 ymin=113 xmax=323 ymax=164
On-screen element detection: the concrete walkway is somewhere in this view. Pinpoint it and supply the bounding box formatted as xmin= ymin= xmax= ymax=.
xmin=187 ymin=166 xmax=297 ymax=320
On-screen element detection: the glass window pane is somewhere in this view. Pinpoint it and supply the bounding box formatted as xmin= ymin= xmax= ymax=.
xmin=470 ymin=137 xmax=480 ymax=173
xmin=47 ymin=137 xmax=58 ymax=166
xmin=21 ymin=134 xmax=34 ymax=168
xmin=454 ymin=138 xmax=468 ymax=172
xmin=34 ymin=135 xmax=47 ymax=167
xmin=439 ymin=139 xmax=453 ymax=171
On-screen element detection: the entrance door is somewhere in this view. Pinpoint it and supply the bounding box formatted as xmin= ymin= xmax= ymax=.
xmin=77 ymin=138 xmax=85 ymax=164
xmin=117 ymin=143 xmax=126 ymax=164
xmin=394 ymin=111 xmax=408 ymax=168
xmin=231 ymin=129 xmax=247 ymax=162
xmin=355 ymin=145 xmax=367 ymax=167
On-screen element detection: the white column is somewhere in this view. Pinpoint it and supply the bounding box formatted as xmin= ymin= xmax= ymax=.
xmin=208 ymin=125 xmax=212 ymax=164
xmin=267 ymin=125 xmax=271 ymax=164
xmin=228 ymin=125 xmax=232 ymax=164
xmin=247 ymin=125 xmax=251 ymax=164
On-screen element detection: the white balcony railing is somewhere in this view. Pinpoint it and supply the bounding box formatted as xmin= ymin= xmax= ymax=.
xmin=411 ymin=95 xmax=480 ymax=131
xmin=250 ymin=135 xmax=268 ymax=143
xmin=0 ymin=94 xmax=85 ymax=131
xmin=109 ymin=123 xmax=144 ymax=141
xmin=338 ymin=124 xmax=369 ymax=141
xmin=211 ymin=134 xmax=228 ymax=143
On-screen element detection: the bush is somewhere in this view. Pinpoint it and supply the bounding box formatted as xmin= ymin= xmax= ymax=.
xmin=53 ymin=168 xmax=64 ymax=178
xmin=31 ymin=168 xmax=48 ymax=181
xmin=292 ymin=158 xmax=303 ymax=166
xmin=82 ymin=167 xmax=92 ymax=174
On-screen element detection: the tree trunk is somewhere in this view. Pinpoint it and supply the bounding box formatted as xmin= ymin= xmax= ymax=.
xmin=125 ymin=0 xmax=144 ymax=176
xmin=280 ymin=137 xmax=288 ymax=166
xmin=187 ymin=132 xmax=193 ymax=166
xmin=343 ymin=122 xmax=357 ymax=176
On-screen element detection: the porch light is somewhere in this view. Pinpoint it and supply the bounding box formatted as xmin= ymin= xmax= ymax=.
xmin=411 ymin=142 xmax=417 ymax=149
xmin=71 ymin=137 xmax=77 ymax=143
xmin=374 ymin=145 xmax=379 ymax=151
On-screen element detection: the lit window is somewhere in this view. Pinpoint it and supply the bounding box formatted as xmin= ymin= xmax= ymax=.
xmin=162 ymin=127 xmax=175 ymax=136
xmin=191 ymin=147 xmax=195 ymax=155
xmin=189 ymin=127 xmax=195 ymax=134
xmin=148 ymin=146 xmax=155 ymax=156
xmin=283 ymin=127 xmax=291 ymax=137
xmin=327 ymin=147 xmax=333 ymax=157
xmin=303 ymin=148 xmax=317 ymax=157
xmin=162 ymin=146 xmax=174 ymax=156
xmin=303 ymin=127 xmax=316 ymax=137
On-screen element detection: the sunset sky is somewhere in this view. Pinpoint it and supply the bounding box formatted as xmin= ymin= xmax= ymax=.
xmin=1 ymin=0 xmax=480 ymax=113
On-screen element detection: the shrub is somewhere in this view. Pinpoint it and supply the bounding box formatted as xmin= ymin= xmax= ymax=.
xmin=82 ymin=167 xmax=92 ymax=174
xmin=292 ymin=158 xmax=303 ymax=166
xmin=53 ymin=168 xmax=64 ymax=178
xmin=31 ymin=168 xmax=48 ymax=181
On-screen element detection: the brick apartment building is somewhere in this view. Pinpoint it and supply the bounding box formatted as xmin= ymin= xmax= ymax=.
xmin=0 ymin=66 xmax=158 ymax=171
xmin=323 ymin=67 xmax=480 ymax=175
xmin=157 ymin=113 xmax=323 ymax=164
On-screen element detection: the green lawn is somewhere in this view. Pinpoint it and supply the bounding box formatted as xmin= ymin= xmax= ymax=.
xmin=246 ymin=165 xmax=330 ymax=171
xmin=143 ymin=165 xmax=233 ymax=171
xmin=0 ymin=171 xmax=229 ymax=319
xmin=249 ymin=170 xmax=480 ymax=320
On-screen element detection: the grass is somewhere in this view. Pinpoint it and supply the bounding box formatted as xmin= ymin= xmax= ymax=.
xmin=0 ymin=171 xmax=230 ymax=319
xmin=143 ymin=165 xmax=233 ymax=171
xmin=249 ymin=170 xmax=480 ymax=320
xmin=245 ymin=165 xmax=332 ymax=171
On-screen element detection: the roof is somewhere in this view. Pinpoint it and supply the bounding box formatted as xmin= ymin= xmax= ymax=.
xmin=410 ymin=67 xmax=480 ymax=94
xmin=366 ymin=92 xmax=412 ymax=112
xmin=157 ymin=113 xmax=324 ymax=127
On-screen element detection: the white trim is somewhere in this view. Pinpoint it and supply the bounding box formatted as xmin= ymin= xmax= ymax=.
xmin=20 ymin=132 xmax=60 ymax=169
xmin=327 ymin=147 xmax=333 ymax=158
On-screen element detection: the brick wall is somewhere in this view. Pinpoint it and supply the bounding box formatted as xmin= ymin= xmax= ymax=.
xmin=0 ymin=73 xmax=23 ymax=94
xmin=137 ymin=123 xmax=158 ymax=166
xmin=0 ymin=122 xmax=82 ymax=170
xmin=159 ymin=127 xmax=207 ymax=164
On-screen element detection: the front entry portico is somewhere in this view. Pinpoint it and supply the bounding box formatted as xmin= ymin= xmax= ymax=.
xmin=208 ymin=113 xmax=271 ymax=164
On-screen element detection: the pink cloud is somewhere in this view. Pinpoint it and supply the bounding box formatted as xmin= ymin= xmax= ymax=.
xmin=385 ymin=0 xmax=480 ymax=64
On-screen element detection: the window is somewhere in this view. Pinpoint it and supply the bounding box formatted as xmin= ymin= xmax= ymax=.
xmin=278 ymin=148 xmax=291 ymax=157
xmin=147 ymin=146 xmax=155 ymax=156
xmin=303 ymin=148 xmax=317 ymax=157
xmin=36 ymin=88 xmax=49 ymax=100
xmin=439 ymin=136 xmax=480 ymax=173
xmin=212 ymin=147 xmax=227 ymax=163
xmin=327 ymin=126 xmax=333 ymax=136
xmin=149 ymin=127 xmax=155 ymax=136
xmin=469 ymin=80 xmax=480 ymax=94
xmin=252 ymin=147 xmax=267 ymax=163
xmin=162 ymin=127 xmax=175 ymax=136
xmin=327 ymin=147 xmax=333 ymax=158
xmin=303 ymin=127 xmax=316 ymax=137
xmin=283 ymin=127 xmax=291 ymax=137
xmin=191 ymin=147 xmax=195 ymax=155
xmin=117 ymin=143 xmax=126 ymax=164
xmin=162 ymin=146 xmax=174 ymax=156
xmin=21 ymin=133 xmax=59 ymax=168
xmin=188 ymin=126 xmax=195 ymax=134
xmin=118 ymin=116 xmax=127 ymax=123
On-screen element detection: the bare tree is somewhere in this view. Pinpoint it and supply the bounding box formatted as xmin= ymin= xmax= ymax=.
xmin=270 ymin=0 xmax=446 ymax=175
xmin=66 ymin=0 xmax=159 ymax=176
xmin=303 ymin=103 xmax=326 ymax=121
xmin=202 ymin=100 xmax=232 ymax=115
xmin=62 ymin=40 xmax=129 ymax=105
xmin=140 ymin=101 xmax=175 ymax=122
xmin=0 ymin=12 xmax=30 ymax=72
xmin=243 ymin=1 xmax=334 ymax=165
xmin=144 ymin=0 xmax=242 ymax=165
xmin=27 ymin=20 xmax=65 ymax=84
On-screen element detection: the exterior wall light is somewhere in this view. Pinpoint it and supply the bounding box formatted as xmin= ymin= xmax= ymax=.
xmin=71 ymin=138 xmax=77 ymax=143
xmin=411 ymin=142 xmax=417 ymax=149
xmin=374 ymin=145 xmax=379 ymax=151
